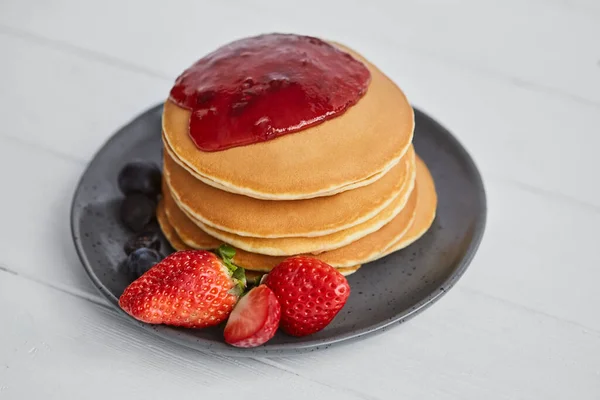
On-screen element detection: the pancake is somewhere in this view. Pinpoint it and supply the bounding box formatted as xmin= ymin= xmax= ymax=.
xmin=162 ymin=43 xmax=414 ymax=200
xmin=181 ymin=167 xmax=416 ymax=256
xmin=162 ymin=183 xmax=221 ymax=250
xmin=157 ymin=199 xmax=361 ymax=276
xmin=317 ymin=182 xmax=417 ymax=267
xmin=379 ymin=156 xmax=438 ymax=257
xmin=162 ymin=131 xmax=395 ymax=204
xmin=159 ymin=201 xmax=290 ymax=281
xmin=157 ymin=199 xmax=193 ymax=251
xmin=164 ymin=143 xmax=415 ymax=238
xmin=161 ymin=156 xmax=430 ymax=268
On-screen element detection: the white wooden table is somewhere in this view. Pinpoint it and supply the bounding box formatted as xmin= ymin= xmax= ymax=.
xmin=1 ymin=1 xmax=599 ymax=398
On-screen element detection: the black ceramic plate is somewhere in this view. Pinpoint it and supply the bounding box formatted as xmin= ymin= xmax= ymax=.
xmin=71 ymin=104 xmax=486 ymax=356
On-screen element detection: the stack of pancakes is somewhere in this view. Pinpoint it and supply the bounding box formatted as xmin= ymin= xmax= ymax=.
xmin=157 ymin=44 xmax=437 ymax=277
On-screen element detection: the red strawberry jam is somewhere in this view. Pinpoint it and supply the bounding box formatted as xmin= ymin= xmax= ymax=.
xmin=169 ymin=33 xmax=371 ymax=151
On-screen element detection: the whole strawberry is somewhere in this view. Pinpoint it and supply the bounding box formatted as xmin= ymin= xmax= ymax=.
xmin=264 ymin=256 xmax=350 ymax=337
xmin=119 ymin=246 xmax=245 ymax=328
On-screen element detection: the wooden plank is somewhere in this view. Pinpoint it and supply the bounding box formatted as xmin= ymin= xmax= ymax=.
xmin=459 ymin=178 xmax=600 ymax=331
xmin=2 ymin=270 xmax=598 ymax=399
xmin=265 ymin=288 xmax=600 ymax=399
xmin=0 ymin=0 xmax=598 ymax=104
xmin=0 ymin=34 xmax=169 ymax=163
xmin=0 ymin=137 xmax=100 ymax=298
xmin=0 ymin=272 xmax=367 ymax=400
xmin=359 ymin=38 xmax=600 ymax=210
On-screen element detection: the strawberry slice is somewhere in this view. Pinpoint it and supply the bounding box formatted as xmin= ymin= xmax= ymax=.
xmin=224 ymin=285 xmax=281 ymax=348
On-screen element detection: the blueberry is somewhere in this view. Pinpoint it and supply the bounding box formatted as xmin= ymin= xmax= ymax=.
xmin=142 ymin=219 xmax=160 ymax=233
xmin=124 ymin=248 xmax=163 ymax=278
xmin=120 ymin=194 xmax=156 ymax=232
xmin=117 ymin=161 xmax=161 ymax=198
xmin=124 ymin=231 xmax=161 ymax=255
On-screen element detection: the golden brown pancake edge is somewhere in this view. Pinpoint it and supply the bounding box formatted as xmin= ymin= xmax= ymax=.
xmin=157 ymin=199 xmax=361 ymax=276
xmin=159 ymin=158 xmax=426 ymax=268
xmin=164 ymin=144 xmax=415 ymax=238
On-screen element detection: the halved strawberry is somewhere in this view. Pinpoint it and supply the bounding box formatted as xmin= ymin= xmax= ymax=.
xmin=264 ymin=256 xmax=350 ymax=337
xmin=224 ymin=285 xmax=281 ymax=348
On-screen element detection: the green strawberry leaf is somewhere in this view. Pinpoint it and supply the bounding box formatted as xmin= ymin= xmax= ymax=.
xmin=217 ymin=244 xmax=236 ymax=261
xmin=232 ymin=267 xmax=247 ymax=288
xmin=216 ymin=244 xmax=238 ymax=272
xmin=215 ymin=244 xmax=248 ymax=295
xmin=228 ymin=284 xmax=244 ymax=297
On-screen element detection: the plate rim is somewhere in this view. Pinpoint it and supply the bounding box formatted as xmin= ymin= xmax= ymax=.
xmin=70 ymin=103 xmax=487 ymax=356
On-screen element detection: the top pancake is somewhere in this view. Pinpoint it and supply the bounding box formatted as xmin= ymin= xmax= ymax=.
xmin=162 ymin=43 xmax=414 ymax=200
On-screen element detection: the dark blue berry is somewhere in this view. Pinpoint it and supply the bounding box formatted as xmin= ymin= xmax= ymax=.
xmin=124 ymin=248 xmax=163 ymax=278
xmin=120 ymin=194 xmax=156 ymax=232
xmin=124 ymin=231 xmax=161 ymax=255
xmin=118 ymin=161 xmax=162 ymax=198
xmin=142 ymin=220 xmax=160 ymax=233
